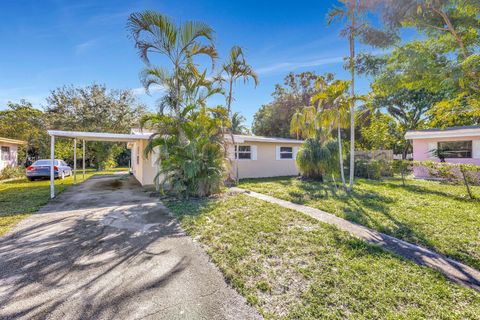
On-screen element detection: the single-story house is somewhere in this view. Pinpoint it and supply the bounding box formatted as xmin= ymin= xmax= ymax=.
xmin=0 ymin=137 xmax=26 ymax=170
xmin=405 ymin=126 xmax=480 ymax=177
xmin=128 ymin=129 xmax=304 ymax=186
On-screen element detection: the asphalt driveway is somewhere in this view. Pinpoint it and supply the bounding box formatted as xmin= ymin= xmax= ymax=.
xmin=0 ymin=174 xmax=260 ymax=320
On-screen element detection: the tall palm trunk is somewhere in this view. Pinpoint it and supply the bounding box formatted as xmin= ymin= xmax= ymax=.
xmin=226 ymin=78 xmax=238 ymax=183
xmin=337 ymin=112 xmax=346 ymax=188
xmin=348 ymin=3 xmax=356 ymax=192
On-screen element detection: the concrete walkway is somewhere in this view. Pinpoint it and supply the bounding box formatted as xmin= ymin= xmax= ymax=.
xmin=232 ymin=187 xmax=480 ymax=292
xmin=0 ymin=175 xmax=261 ymax=320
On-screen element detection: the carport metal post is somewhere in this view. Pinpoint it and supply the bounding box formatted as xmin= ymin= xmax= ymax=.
xmin=50 ymin=135 xmax=55 ymax=199
xmin=73 ymin=138 xmax=77 ymax=184
xmin=82 ymin=140 xmax=85 ymax=180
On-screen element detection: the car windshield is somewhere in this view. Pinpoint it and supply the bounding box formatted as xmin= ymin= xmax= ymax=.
xmin=33 ymin=160 xmax=59 ymax=166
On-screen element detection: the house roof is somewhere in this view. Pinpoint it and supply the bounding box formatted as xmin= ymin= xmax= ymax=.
xmin=48 ymin=130 xmax=151 ymax=142
xmin=405 ymin=126 xmax=480 ymax=140
xmin=231 ymin=134 xmax=304 ymax=144
xmin=0 ymin=137 xmax=26 ymax=145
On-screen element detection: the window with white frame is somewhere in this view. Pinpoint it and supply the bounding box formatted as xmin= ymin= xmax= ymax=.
xmin=276 ymin=146 xmax=295 ymax=160
xmin=235 ymin=145 xmax=251 ymax=159
xmin=1 ymin=146 xmax=10 ymax=161
xmin=280 ymin=146 xmax=293 ymax=159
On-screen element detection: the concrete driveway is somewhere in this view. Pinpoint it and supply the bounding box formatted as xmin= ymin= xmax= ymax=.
xmin=0 ymin=174 xmax=260 ymax=320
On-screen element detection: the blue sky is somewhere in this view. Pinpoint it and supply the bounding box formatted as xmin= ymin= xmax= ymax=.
xmin=0 ymin=0 xmax=380 ymax=127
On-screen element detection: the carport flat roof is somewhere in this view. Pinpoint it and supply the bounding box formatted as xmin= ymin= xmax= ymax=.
xmin=47 ymin=130 xmax=151 ymax=142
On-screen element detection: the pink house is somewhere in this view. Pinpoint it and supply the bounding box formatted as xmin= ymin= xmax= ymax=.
xmin=405 ymin=126 xmax=480 ymax=177
xmin=0 ymin=137 xmax=26 ymax=171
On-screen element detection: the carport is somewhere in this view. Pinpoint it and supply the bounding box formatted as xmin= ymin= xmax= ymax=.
xmin=47 ymin=130 xmax=150 ymax=199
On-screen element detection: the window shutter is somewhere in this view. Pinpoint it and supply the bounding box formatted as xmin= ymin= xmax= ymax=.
xmin=473 ymin=140 xmax=480 ymax=159
xmin=428 ymin=142 xmax=437 ymax=159
xmin=293 ymin=146 xmax=299 ymax=160
xmin=275 ymin=146 xmax=280 ymax=160
xmin=251 ymin=145 xmax=257 ymax=160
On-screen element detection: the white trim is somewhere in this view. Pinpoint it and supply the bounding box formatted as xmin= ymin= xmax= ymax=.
xmin=229 ymin=134 xmax=304 ymax=144
xmin=473 ymin=140 xmax=480 ymax=159
xmin=48 ymin=130 xmax=150 ymax=142
xmin=251 ymin=145 xmax=257 ymax=160
xmin=405 ymin=128 xmax=480 ymax=140
xmin=276 ymin=145 xmax=294 ymax=160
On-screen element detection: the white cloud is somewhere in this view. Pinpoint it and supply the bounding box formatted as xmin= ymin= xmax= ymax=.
xmin=74 ymin=39 xmax=96 ymax=55
xmin=256 ymin=56 xmax=344 ymax=75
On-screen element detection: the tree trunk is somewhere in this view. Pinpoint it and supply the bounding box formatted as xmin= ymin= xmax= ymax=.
xmin=348 ymin=3 xmax=356 ymax=192
xmin=337 ymin=117 xmax=346 ymax=189
xmin=225 ymin=77 xmax=238 ymax=183
xmin=430 ymin=4 xmax=468 ymax=59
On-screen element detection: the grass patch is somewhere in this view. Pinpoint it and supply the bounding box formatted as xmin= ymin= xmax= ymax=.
xmin=0 ymin=167 xmax=128 ymax=236
xmin=166 ymin=194 xmax=480 ymax=319
xmin=239 ymin=176 xmax=480 ymax=271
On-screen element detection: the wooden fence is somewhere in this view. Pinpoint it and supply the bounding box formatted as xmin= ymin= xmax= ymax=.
xmin=355 ymin=150 xmax=393 ymax=161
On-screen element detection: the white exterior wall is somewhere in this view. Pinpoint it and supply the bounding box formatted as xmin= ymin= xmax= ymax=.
xmin=130 ymin=140 xmax=161 ymax=186
xmin=0 ymin=143 xmax=19 ymax=170
xmin=130 ymin=137 xmax=302 ymax=186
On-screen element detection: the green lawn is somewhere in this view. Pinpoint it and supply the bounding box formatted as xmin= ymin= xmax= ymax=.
xmin=166 ymin=194 xmax=480 ymax=319
xmin=239 ymin=176 xmax=480 ymax=271
xmin=0 ymin=168 xmax=128 ymax=236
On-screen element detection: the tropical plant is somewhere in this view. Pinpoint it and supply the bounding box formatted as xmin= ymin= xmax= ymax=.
xmin=128 ymin=10 xmax=218 ymax=118
xmin=217 ymin=46 xmax=258 ymax=182
xmin=128 ymin=11 xmax=226 ymax=197
xmin=312 ymin=79 xmax=350 ymax=188
xmin=143 ymin=106 xmax=226 ymax=197
xmin=231 ymin=112 xmax=249 ymax=134
xmin=328 ymin=0 xmax=397 ymax=191
xmin=296 ymin=133 xmax=340 ymax=182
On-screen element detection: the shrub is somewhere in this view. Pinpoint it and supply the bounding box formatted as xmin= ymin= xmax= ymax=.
xmin=296 ymin=138 xmax=339 ymax=181
xmin=0 ymin=166 xmax=24 ymax=181
xmin=354 ymin=159 xmax=393 ymax=180
xmin=421 ymin=161 xmax=480 ymax=199
xmin=392 ymin=160 xmax=413 ymax=186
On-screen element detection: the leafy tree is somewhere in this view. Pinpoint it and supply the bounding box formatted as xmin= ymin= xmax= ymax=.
xmin=231 ymin=112 xmax=249 ymax=134
xmin=0 ymin=100 xmax=48 ymax=164
xmin=359 ymin=113 xmax=399 ymax=151
xmin=45 ymin=84 xmax=145 ymax=168
xmin=253 ymin=72 xmax=331 ymax=137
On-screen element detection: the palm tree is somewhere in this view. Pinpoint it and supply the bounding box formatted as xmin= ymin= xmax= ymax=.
xmin=127 ymin=10 xmax=218 ymax=118
xmin=312 ymin=80 xmax=350 ymax=189
xmin=231 ymin=112 xmax=248 ymax=134
xmin=218 ymin=46 xmax=258 ymax=182
xmin=290 ymin=109 xmax=304 ymax=139
xmin=328 ymin=0 xmax=374 ymax=191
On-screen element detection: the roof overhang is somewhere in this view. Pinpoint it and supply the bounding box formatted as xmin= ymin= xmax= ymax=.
xmin=48 ymin=130 xmax=151 ymax=142
xmin=405 ymin=128 xmax=480 ymax=140
xmin=229 ymin=134 xmax=304 ymax=144
xmin=0 ymin=137 xmax=27 ymax=145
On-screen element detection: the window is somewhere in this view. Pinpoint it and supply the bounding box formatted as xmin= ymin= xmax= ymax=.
xmin=280 ymin=147 xmax=293 ymax=159
xmin=438 ymin=141 xmax=472 ymax=158
xmin=136 ymin=146 xmax=140 ymax=165
xmin=235 ymin=145 xmax=251 ymax=160
xmin=1 ymin=146 xmax=10 ymax=161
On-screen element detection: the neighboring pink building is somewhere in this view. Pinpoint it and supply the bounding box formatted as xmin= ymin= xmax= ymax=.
xmin=0 ymin=137 xmax=26 ymax=171
xmin=405 ymin=126 xmax=480 ymax=177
